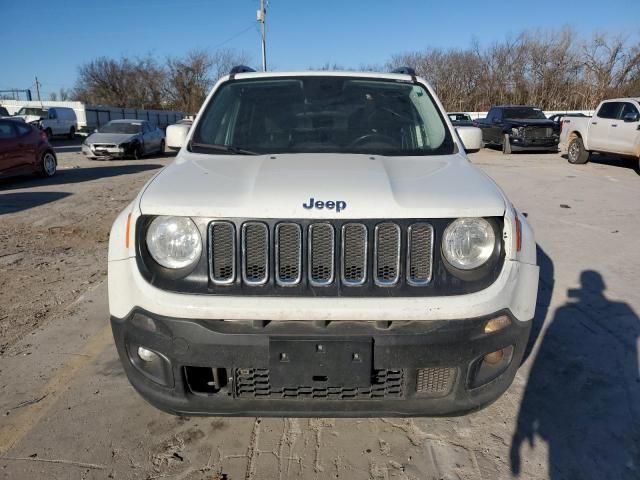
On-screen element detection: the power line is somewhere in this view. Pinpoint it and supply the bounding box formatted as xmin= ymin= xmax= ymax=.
xmin=210 ymin=23 xmax=257 ymax=51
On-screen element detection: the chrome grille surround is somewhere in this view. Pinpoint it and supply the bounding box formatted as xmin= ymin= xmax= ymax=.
xmin=275 ymin=223 xmax=302 ymax=286
xmin=241 ymin=222 xmax=269 ymax=285
xmin=308 ymin=223 xmax=335 ymax=286
xmin=341 ymin=223 xmax=368 ymax=286
xmin=406 ymin=222 xmax=434 ymax=286
xmin=374 ymin=222 xmax=401 ymax=286
xmin=208 ymin=221 xmax=236 ymax=285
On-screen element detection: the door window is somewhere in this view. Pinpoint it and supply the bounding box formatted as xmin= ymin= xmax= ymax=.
xmin=597 ymin=102 xmax=623 ymax=119
xmin=0 ymin=122 xmax=17 ymax=139
xmin=619 ymin=102 xmax=639 ymax=120
xmin=15 ymin=123 xmax=32 ymax=136
xmin=48 ymin=109 xmax=58 ymax=120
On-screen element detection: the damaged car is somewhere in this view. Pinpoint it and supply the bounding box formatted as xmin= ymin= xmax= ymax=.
xmin=82 ymin=119 xmax=165 ymax=160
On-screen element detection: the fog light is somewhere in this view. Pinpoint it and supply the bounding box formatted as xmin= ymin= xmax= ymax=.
xmin=483 ymin=348 xmax=505 ymax=364
xmin=137 ymin=346 xmax=158 ymax=362
xmin=484 ymin=315 xmax=511 ymax=334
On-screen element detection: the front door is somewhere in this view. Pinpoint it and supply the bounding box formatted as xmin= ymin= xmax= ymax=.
xmin=589 ymin=102 xmax=621 ymax=151
xmin=609 ymin=102 xmax=640 ymax=155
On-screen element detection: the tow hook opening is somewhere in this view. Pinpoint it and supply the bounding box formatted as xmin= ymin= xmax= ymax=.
xmin=185 ymin=366 xmax=229 ymax=395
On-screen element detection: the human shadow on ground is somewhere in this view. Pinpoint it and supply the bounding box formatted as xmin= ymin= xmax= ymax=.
xmin=511 ymin=270 xmax=640 ymax=479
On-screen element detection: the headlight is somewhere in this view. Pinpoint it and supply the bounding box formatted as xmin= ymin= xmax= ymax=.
xmin=442 ymin=218 xmax=495 ymax=270
xmin=146 ymin=216 xmax=202 ymax=269
xmin=511 ymin=127 xmax=524 ymax=136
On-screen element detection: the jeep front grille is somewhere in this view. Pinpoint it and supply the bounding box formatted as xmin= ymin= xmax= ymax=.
xmin=208 ymin=220 xmax=435 ymax=291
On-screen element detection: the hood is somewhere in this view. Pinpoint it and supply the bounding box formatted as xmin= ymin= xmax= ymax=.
xmin=139 ymin=152 xmax=506 ymax=219
xmin=17 ymin=115 xmax=43 ymax=124
xmin=506 ymin=118 xmax=555 ymax=127
xmin=86 ymin=132 xmax=138 ymax=145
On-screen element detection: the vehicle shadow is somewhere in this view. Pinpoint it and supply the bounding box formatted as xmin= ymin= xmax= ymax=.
xmin=0 ymin=164 xmax=163 ymax=191
xmin=521 ymin=245 xmax=554 ymax=364
xmin=560 ymin=153 xmax=640 ymax=174
xmin=510 ymin=270 xmax=640 ymax=479
xmin=0 ymin=191 xmax=72 ymax=215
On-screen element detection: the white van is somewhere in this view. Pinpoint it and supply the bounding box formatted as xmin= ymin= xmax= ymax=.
xmin=16 ymin=106 xmax=78 ymax=139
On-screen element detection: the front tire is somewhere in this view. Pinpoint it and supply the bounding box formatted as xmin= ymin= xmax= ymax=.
xmin=158 ymin=140 xmax=165 ymax=155
xmin=45 ymin=128 xmax=53 ymax=140
xmin=133 ymin=143 xmax=143 ymax=160
xmin=38 ymin=151 xmax=57 ymax=177
xmin=68 ymin=126 xmax=75 ymax=140
xmin=567 ymin=137 xmax=589 ymax=164
xmin=502 ymin=134 xmax=512 ymax=154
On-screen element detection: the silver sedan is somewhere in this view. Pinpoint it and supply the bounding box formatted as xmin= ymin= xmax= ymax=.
xmin=82 ymin=119 xmax=165 ymax=160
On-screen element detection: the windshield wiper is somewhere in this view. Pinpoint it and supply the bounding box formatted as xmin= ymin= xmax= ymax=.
xmin=189 ymin=142 xmax=258 ymax=155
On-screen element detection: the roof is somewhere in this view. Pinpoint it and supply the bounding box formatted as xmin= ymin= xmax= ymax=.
xmin=109 ymin=119 xmax=148 ymax=124
xmin=227 ymin=70 xmax=420 ymax=83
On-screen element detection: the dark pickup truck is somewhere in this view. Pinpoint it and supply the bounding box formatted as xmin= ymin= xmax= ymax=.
xmin=476 ymin=106 xmax=559 ymax=154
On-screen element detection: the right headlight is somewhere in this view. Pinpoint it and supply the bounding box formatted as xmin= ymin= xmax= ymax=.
xmin=442 ymin=218 xmax=495 ymax=270
xmin=146 ymin=216 xmax=202 ymax=269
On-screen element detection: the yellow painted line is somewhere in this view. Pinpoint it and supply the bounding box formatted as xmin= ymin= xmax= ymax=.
xmin=0 ymin=325 xmax=113 ymax=455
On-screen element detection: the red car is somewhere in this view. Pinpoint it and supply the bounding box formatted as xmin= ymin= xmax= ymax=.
xmin=0 ymin=119 xmax=57 ymax=179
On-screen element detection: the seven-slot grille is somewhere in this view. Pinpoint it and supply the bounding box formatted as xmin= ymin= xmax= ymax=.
xmin=208 ymin=221 xmax=434 ymax=289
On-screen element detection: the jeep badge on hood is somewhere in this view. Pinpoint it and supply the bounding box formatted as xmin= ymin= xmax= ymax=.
xmin=302 ymin=197 xmax=347 ymax=213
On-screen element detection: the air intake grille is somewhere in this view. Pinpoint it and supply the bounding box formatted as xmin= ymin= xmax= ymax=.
xmin=242 ymin=222 xmax=269 ymax=285
xmin=235 ymin=368 xmax=404 ymax=399
xmin=416 ymin=367 xmax=455 ymax=397
xmin=209 ymin=222 xmax=235 ymax=284
xmin=342 ymin=223 xmax=367 ymax=285
xmin=308 ymin=224 xmax=335 ymax=285
xmin=206 ymin=220 xmax=437 ymax=293
xmin=275 ymin=223 xmax=302 ymax=285
xmin=407 ymin=223 xmax=433 ymax=285
xmin=375 ymin=223 xmax=401 ymax=286
xmin=523 ymin=127 xmax=553 ymax=139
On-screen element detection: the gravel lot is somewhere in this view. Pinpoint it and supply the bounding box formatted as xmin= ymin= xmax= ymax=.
xmin=0 ymin=142 xmax=639 ymax=479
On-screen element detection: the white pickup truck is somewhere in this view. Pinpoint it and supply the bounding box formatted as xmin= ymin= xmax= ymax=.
xmin=561 ymin=98 xmax=640 ymax=164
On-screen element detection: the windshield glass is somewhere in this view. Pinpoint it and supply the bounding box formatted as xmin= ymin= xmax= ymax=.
xmin=192 ymin=76 xmax=454 ymax=156
xmin=98 ymin=122 xmax=142 ymax=134
xmin=504 ymin=108 xmax=547 ymax=120
xmin=448 ymin=113 xmax=471 ymax=121
xmin=17 ymin=107 xmax=47 ymax=117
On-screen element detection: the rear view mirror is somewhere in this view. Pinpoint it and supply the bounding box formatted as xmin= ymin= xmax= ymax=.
xmin=456 ymin=126 xmax=483 ymax=153
xmin=623 ymin=112 xmax=639 ymax=122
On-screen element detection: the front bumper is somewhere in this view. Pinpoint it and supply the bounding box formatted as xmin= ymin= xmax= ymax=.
xmin=111 ymin=309 xmax=531 ymax=417
xmin=82 ymin=144 xmax=127 ymax=159
xmin=509 ymin=136 xmax=559 ymax=151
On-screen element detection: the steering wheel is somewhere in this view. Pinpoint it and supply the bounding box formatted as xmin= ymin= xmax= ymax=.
xmin=348 ymin=133 xmax=398 ymax=148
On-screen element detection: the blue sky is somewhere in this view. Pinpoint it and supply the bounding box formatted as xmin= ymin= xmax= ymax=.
xmin=1 ymin=0 xmax=638 ymax=99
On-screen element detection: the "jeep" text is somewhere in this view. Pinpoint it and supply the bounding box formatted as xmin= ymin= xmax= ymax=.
xmin=302 ymin=197 xmax=347 ymax=213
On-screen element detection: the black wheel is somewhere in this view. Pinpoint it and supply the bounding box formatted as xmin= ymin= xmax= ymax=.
xmin=567 ymin=137 xmax=589 ymax=164
xmin=68 ymin=126 xmax=75 ymax=140
xmin=45 ymin=128 xmax=53 ymax=140
xmin=502 ymin=134 xmax=512 ymax=154
xmin=133 ymin=143 xmax=143 ymax=160
xmin=158 ymin=140 xmax=165 ymax=156
xmin=38 ymin=151 xmax=57 ymax=177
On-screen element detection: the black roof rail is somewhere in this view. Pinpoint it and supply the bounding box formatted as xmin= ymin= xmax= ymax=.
xmin=229 ymin=65 xmax=256 ymax=79
xmin=391 ymin=66 xmax=417 ymax=80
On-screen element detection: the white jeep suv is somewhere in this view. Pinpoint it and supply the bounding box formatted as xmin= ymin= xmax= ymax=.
xmin=108 ymin=67 xmax=539 ymax=417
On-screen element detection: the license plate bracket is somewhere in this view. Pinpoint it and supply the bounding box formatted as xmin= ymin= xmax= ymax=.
xmin=269 ymin=338 xmax=372 ymax=389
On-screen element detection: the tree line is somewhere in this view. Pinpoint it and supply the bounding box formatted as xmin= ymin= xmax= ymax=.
xmin=68 ymin=28 xmax=639 ymax=113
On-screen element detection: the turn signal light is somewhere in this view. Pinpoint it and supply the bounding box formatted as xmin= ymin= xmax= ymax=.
xmin=484 ymin=315 xmax=511 ymax=334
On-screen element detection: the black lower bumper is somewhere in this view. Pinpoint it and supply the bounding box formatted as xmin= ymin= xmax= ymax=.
xmin=110 ymin=309 xmax=531 ymax=417
xmin=510 ymin=137 xmax=559 ymax=151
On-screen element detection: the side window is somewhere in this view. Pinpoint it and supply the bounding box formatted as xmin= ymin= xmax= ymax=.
xmin=0 ymin=121 xmax=17 ymax=139
xmin=597 ymin=102 xmax=622 ymax=119
xmin=48 ymin=109 xmax=57 ymax=119
xmin=619 ymin=102 xmax=639 ymax=120
xmin=15 ymin=123 xmax=32 ymax=136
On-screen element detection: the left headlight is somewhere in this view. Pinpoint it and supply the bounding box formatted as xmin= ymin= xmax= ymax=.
xmin=146 ymin=216 xmax=202 ymax=269
xmin=442 ymin=218 xmax=495 ymax=270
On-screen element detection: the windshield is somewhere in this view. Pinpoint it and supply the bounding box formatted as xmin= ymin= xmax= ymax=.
xmin=448 ymin=113 xmax=471 ymax=121
xmin=17 ymin=107 xmax=47 ymax=117
xmin=98 ymin=122 xmax=142 ymax=134
xmin=192 ymin=76 xmax=454 ymax=156
xmin=504 ymin=108 xmax=547 ymax=120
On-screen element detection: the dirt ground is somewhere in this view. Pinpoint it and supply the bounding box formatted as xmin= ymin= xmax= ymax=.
xmin=0 ymin=141 xmax=639 ymax=479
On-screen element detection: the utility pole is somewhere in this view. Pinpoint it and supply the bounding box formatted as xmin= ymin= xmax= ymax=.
xmin=35 ymin=76 xmax=42 ymax=104
xmin=257 ymin=0 xmax=267 ymax=71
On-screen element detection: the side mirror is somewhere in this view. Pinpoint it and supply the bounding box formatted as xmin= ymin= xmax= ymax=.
xmin=166 ymin=124 xmax=190 ymax=150
xmin=623 ymin=112 xmax=639 ymax=122
xmin=94 ymin=128 xmax=98 ymax=133
xmin=456 ymin=126 xmax=483 ymax=153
